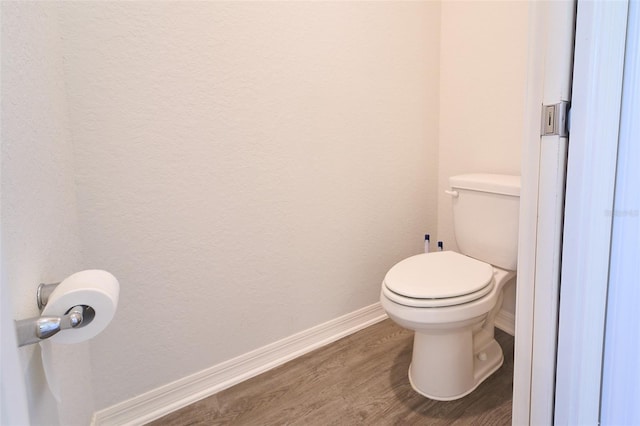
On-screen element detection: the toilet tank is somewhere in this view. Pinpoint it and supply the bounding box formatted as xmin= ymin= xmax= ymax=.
xmin=449 ymin=174 xmax=520 ymax=270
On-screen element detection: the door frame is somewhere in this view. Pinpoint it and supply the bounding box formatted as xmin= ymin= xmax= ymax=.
xmin=512 ymin=1 xmax=575 ymax=424
xmin=554 ymin=1 xmax=629 ymax=424
xmin=515 ymin=1 xmax=631 ymax=424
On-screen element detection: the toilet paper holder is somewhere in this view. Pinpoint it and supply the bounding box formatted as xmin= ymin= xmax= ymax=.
xmin=15 ymin=283 xmax=96 ymax=347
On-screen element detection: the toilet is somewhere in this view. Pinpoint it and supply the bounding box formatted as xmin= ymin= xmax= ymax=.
xmin=380 ymin=173 xmax=520 ymax=401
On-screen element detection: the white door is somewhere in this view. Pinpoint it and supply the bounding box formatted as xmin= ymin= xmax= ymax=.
xmin=599 ymin=2 xmax=640 ymax=422
xmin=512 ymin=1 xmax=575 ymax=424
xmin=555 ymin=1 xmax=633 ymax=424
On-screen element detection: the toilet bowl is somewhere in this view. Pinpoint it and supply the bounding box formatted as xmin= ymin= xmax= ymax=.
xmin=380 ymin=173 xmax=520 ymax=401
xmin=381 ymin=251 xmax=515 ymax=400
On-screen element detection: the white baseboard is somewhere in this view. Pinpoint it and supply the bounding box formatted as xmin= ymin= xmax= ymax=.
xmin=92 ymin=303 xmax=387 ymax=426
xmin=495 ymin=308 xmax=516 ymax=336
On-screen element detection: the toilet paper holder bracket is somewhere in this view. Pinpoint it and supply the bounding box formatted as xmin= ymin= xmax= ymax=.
xmin=37 ymin=282 xmax=60 ymax=310
xmin=15 ymin=283 xmax=96 ymax=347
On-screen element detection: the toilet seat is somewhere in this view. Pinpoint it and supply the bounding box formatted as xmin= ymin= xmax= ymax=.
xmin=383 ymin=251 xmax=494 ymax=308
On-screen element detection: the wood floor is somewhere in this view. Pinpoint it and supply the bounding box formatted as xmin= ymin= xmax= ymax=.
xmin=149 ymin=319 xmax=514 ymax=425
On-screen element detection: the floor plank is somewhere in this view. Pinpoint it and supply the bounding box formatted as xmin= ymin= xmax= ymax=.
xmin=149 ymin=319 xmax=513 ymax=425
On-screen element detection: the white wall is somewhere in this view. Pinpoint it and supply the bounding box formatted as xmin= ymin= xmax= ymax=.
xmin=2 ymin=1 xmax=531 ymax=419
xmin=1 ymin=2 xmax=93 ymax=425
xmin=57 ymin=2 xmax=441 ymax=410
xmin=437 ymin=1 xmax=529 ymax=317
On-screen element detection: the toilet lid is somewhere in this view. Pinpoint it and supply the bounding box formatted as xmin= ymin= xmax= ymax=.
xmin=383 ymin=251 xmax=494 ymax=300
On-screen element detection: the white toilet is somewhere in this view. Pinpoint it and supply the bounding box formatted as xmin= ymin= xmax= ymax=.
xmin=380 ymin=173 xmax=520 ymax=401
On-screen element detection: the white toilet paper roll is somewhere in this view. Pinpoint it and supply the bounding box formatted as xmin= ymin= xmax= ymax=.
xmin=40 ymin=340 xmax=61 ymax=401
xmin=39 ymin=270 xmax=119 ymax=401
xmin=41 ymin=270 xmax=120 ymax=344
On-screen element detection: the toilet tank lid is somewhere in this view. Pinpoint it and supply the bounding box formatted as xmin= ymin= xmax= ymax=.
xmin=449 ymin=174 xmax=520 ymax=196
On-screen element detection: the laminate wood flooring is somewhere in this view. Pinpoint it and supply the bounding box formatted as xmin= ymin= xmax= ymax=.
xmin=149 ymin=319 xmax=513 ymax=425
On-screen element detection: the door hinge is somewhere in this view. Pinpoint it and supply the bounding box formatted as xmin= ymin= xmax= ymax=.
xmin=541 ymin=101 xmax=570 ymax=137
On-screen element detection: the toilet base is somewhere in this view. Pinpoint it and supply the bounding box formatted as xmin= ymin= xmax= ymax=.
xmin=407 ymin=332 xmax=504 ymax=401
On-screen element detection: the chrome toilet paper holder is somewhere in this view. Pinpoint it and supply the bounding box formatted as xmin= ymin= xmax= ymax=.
xmin=15 ymin=283 xmax=95 ymax=347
